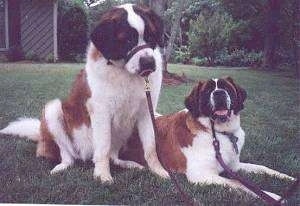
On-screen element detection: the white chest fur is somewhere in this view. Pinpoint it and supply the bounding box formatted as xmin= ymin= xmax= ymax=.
xmin=181 ymin=115 xmax=245 ymax=183
xmin=84 ymin=43 xmax=163 ymax=157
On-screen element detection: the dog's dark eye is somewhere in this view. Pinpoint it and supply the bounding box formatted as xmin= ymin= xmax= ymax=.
xmin=149 ymin=42 xmax=156 ymax=49
xmin=204 ymin=89 xmax=212 ymax=95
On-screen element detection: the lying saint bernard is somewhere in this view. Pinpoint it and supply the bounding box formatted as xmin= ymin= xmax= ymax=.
xmin=120 ymin=77 xmax=295 ymax=200
xmin=0 ymin=4 xmax=169 ymax=183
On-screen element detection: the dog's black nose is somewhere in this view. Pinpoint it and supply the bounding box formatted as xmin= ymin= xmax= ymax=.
xmin=139 ymin=56 xmax=156 ymax=72
xmin=214 ymin=90 xmax=227 ymax=98
xmin=213 ymin=90 xmax=228 ymax=108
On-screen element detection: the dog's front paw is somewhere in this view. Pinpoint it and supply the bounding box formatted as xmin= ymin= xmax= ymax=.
xmin=151 ymin=166 xmax=170 ymax=179
xmin=50 ymin=163 xmax=71 ymax=174
xmin=262 ymin=191 xmax=288 ymax=205
xmin=277 ymin=173 xmax=296 ymax=181
xmin=263 ymin=190 xmax=282 ymax=201
xmin=287 ymin=176 xmax=296 ymax=181
xmin=93 ymin=168 xmax=114 ymax=184
xmin=145 ymin=154 xmax=170 ymax=179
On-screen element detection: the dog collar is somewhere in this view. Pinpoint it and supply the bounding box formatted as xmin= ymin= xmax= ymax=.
xmin=105 ymin=44 xmax=152 ymax=65
xmin=124 ymin=44 xmax=152 ymax=63
xmin=217 ymin=131 xmax=239 ymax=154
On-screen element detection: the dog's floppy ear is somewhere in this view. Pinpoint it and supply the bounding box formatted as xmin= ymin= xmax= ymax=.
xmin=90 ymin=8 xmax=126 ymax=60
xmin=184 ymin=81 xmax=203 ymax=118
xmin=225 ymin=76 xmax=247 ymax=114
xmin=143 ymin=8 xmax=164 ymax=48
xmin=90 ymin=21 xmax=117 ymax=60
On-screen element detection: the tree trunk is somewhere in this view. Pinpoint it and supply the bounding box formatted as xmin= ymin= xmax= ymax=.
xmin=165 ymin=1 xmax=185 ymax=62
xmin=149 ymin=0 xmax=168 ymax=72
xmin=293 ymin=0 xmax=300 ymax=78
xmin=262 ymin=0 xmax=281 ymax=70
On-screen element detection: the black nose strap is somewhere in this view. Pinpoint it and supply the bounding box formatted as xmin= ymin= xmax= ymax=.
xmin=125 ymin=44 xmax=152 ymax=63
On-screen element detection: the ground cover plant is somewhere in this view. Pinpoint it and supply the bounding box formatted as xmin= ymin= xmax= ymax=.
xmin=0 ymin=63 xmax=299 ymax=205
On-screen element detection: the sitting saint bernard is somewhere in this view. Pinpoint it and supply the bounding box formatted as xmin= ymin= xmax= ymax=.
xmin=120 ymin=77 xmax=295 ymax=200
xmin=0 ymin=4 xmax=169 ymax=183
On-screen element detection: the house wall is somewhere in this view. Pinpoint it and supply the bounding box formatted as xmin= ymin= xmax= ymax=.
xmin=20 ymin=0 xmax=55 ymax=60
xmin=8 ymin=0 xmax=21 ymax=48
xmin=0 ymin=0 xmax=8 ymax=50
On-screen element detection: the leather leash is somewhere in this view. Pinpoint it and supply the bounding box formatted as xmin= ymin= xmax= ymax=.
xmin=210 ymin=119 xmax=299 ymax=206
xmin=144 ymin=77 xmax=199 ymax=206
xmin=143 ymin=75 xmax=298 ymax=205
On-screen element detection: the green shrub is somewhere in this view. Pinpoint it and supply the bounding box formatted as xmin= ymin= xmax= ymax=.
xmin=191 ymin=57 xmax=209 ymax=66
xmin=244 ymin=51 xmax=263 ymax=67
xmin=25 ymin=52 xmax=40 ymax=62
xmin=58 ymin=3 xmax=88 ymax=62
xmin=215 ymin=49 xmax=262 ymax=67
xmin=189 ymin=11 xmax=238 ymax=65
xmin=45 ymin=54 xmax=55 ymax=63
xmin=172 ymin=46 xmax=191 ymax=64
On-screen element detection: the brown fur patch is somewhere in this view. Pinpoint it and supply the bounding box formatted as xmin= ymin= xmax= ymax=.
xmin=223 ymin=76 xmax=247 ymax=114
xmin=62 ymin=69 xmax=91 ymax=136
xmin=118 ymin=128 xmax=147 ymax=166
xmin=37 ymin=110 xmax=60 ymax=161
xmin=100 ymin=7 xmax=126 ymax=23
xmin=36 ymin=69 xmax=91 ymax=161
xmin=184 ymin=81 xmax=203 ymax=118
xmin=133 ymin=5 xmax=157 ymax=33
xmin=133 ymin=4 xmax=164 ymax=47
xmin=186 ymin=112 xmax=207 ymax=135
xmin=223 ymin=76 xmax=237 ymax=95
xmin=90 ymin=45 xmax=102 ymax=61
xmin=120 ymin=111 xmax=207 ymax=173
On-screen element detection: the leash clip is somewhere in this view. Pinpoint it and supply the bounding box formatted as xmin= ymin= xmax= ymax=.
xmin=144 ymin=77 xmax=151 ymax=92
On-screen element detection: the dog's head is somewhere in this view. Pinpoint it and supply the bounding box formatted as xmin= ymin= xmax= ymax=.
xmin=90 ymin=4 xmax=163 ymax=76
xmin=185 ymin=77 xmax=247 ymax=123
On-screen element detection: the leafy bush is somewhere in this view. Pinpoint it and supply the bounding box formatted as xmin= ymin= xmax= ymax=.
xmin=171 ymin=46 xmax=191 ymax=64
xmin=58 ymin=3 xmax=88 ymax=62
xmin=191 ymin=57 xmax=209 ymax=66
xmin=45 ymin=54 xmax=54 ymax=63
xmin=25 ymin=52 xmax=40 ymax=62
xmin=215 ymin=49 xmax=262 ymax=67
xmin=189 ymin=11 xmax=238 ymax=65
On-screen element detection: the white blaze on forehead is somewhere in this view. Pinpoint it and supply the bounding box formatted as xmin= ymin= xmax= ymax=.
xmin=212 ymin=78 xmax=219 ymax=90
xmin=118 ymin=4 xmax=145 ymax=38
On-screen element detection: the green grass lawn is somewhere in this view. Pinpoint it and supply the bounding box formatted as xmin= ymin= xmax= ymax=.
xmin=0 ymin=63 xmax=299 ymax=205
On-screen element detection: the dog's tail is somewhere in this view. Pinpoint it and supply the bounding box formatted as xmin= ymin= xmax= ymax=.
xmin=0 ymin=118 xmax=41 ymax=141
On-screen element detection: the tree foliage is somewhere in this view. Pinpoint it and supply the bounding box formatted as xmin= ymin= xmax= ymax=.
xmin=189 ymin=11 xmax=237 ymax=65
xmin=219 ymin=0 xmax=298 ymax=71
xmin=58 ymin=2 xmax=89 ymax=61
xmin=56 ymin=0 xmax=297 ymax=72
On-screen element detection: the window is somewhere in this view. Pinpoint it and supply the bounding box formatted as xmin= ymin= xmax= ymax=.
xmin=0 ymin=0 xmax=8 ymax=50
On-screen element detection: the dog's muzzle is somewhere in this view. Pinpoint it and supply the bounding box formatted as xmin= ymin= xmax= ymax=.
xmin=210 ymin=89 xmax=231 ymax=123
xmin=124 ymin=44 xmax=155 ymax=77
xmin=211 ymin=110 xmax=231 ymax=123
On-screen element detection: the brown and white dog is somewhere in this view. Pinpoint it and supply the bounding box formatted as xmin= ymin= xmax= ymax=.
xmin=0 ymin=4 xmax=169 ymax=183
xmin=121 ymin=77 xmax=295 ymax=200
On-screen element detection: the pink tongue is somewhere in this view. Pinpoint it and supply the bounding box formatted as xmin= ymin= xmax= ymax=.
xmin=214 ymin=110 xmax=228 ymax=115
